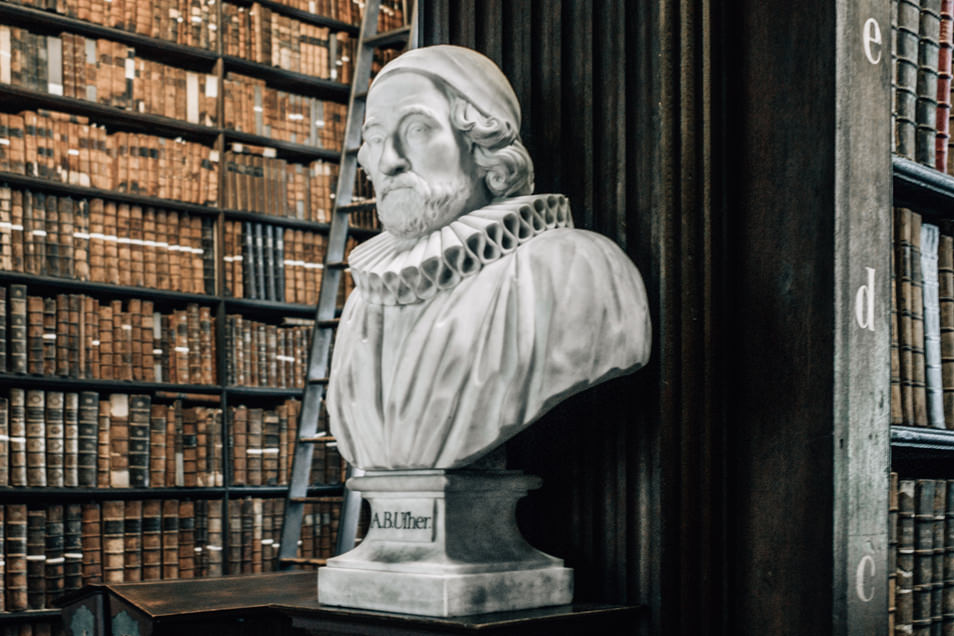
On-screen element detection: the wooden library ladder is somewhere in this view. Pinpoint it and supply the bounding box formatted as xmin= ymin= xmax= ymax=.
xmin=277 ymin=0 xmax=419 ymax=570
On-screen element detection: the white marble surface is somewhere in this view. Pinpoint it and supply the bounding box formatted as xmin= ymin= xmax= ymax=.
xmin=318 ymin=470 xmax=573 ymax=616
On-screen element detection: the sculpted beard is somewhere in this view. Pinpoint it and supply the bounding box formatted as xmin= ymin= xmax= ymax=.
xmin=376 ymin=173 xmax=476 ymax=239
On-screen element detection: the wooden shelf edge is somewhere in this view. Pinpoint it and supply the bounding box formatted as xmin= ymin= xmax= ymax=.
xmin=223 ymin=131 xmax=339 ymax=163
xmin=0 ymin=608 xmax=61 ymax=622
xmin=223 ymin=297 xmax=316 ymax=317
xmin=225 ymin=0 xmax=359 ymax=35
xmin=0 ymin=84 xmax=219 ymax=142
xmin=891 ymin=425 xmax=954 ymax=450
xmin=893 ymin=155 xmax=954 ymax=218
xmin=222 ymin=56 xmax=350 ymax=102
xmin=0 ymin=2 xmax=218 ymax=67
xmin=0 ymin=171 xmax=219 ymax=215
xmin=222 ymin=209 xmax=331 ymax=232
xmin=0 ymin=270 xmax=217 ymax=304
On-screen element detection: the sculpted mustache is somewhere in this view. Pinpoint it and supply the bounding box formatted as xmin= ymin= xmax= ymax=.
xmin=379 ymin=175 xmax=429 ymax=197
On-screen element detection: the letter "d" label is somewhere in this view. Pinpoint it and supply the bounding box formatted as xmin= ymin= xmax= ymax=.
xmin=855 ymin=267 xmax=876 ymax=332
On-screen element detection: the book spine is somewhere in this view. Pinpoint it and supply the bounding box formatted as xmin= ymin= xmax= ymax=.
xmin=938 ymin=0 xmax=954 ymax=170
xmin=161 ymin=498 xmax=179 ymax=579
xmin=81 ymin=502 xmax=101 ymax=585
xmin=63 ymin=503 xmax=82 ymax=595
xmin=141 ymin=499 xmax=161 ymax=581
xmin=101 ymin=500 xmax=124 ymax=584
xmin=177 ymin=500 xmax=195 ymax=579
xmin=123 ymin=499 xmax=142 ymax=582
xmin=917 ymin=0 xmax=943 ymax=166
xmin=247 ymin=408 xmax=263 ymax=486
xmin=149 ymin=403 xmax=166 ymax=488
xmin=77 ymin=391 xmax=99 ymax=487
xmin=26 ymin=506 xmax=46 ymax=609
xmin=128 ymin=394 xmax=151 ymax=488
xmin=8 ymin=284 xmax=27 ymax=374
xmin=63 ymin=391 xmax=78 ymax=487
xmin=5 ymin=503 xmax=27 ymax=611
xmin=96 ymin=399 xmax=110 ymax=488
xmin=108 ymin=393 xmax=129 ymax=488
xmin=25 ymin=390 xmax=46 ymax=487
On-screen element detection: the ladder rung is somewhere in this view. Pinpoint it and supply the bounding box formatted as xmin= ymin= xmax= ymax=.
xmin=336 ymin=201 xmax=376 ymax=213
xmin=298 ymin=435 xmax=335 ymax=444
xmin=279 ymin=557 xmax=328 ymax=566
xmin=326 ymin=261 xmax=348 ymax=269
xmin=363 ymin=25 xmax=411 ymax=49
xmin=307 ymin=376 xmax=330 ymax=385
xmin=317 ymin=318 xmax=340 ymax=328
xmin=290 ymin=496 xmax=343 ymax=504
xmin=344 ymin=146 xmax=361 ymax=154
xmin=354 ymin=89 xmax=368 ymax=100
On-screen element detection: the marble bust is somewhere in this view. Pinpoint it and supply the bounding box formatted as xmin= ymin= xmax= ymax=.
xmin=326 ymin=45 xmax=651 ymax=471
xmin=318 ymin=45 xmax=651 ymax=617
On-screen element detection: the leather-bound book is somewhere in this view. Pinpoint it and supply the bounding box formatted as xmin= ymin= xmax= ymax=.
xmin=177 ymin=500 xmax=195 ymax=579
xmin=934 ymin=480 xmax=947 ymax=632
xmin=228 ymin=499 xmax=241 ymax=574
xmin=141 ymin=500 xmax=161 ymax=581
xmin=26 ymin=506 xmax=46 ymax=609
xmin=231 ymin=405 xmax=248 ymax=486
xmin=240 ymin=497 xmax=253 ymax=574
xmin=73 ymin=199 xmax=89 ymax=282
xmin=25 ymin=390 xmax=46 ymax=487
xmin=77 ymin=392 xmax=98 ymax=487
xmin=149 ymin=403 xmax=166 ymax=488
xmin=918 ymin=0 xmax=943 ymax=167
xmin=182 ymin=406 xmax=198 ymax=488
xmin=88 ymin=198 xmax=105 ymax=283
xmin=128 ymin=299 xmax=142 ymax=382
xmin=199 ymin=306 xmax=214 ymax=385
xmin=7 ymin=284 xmax=27 ymax=374
xmin=161 ymin=499 xmax=179 ymax=579
xmin=96 ymin=400 xmax=110 ymax=488
xmin=63 ymin=503 xmax=82 ymax=595
xmin=83 ymin=296 xmax=99 ymax=380
xmin=247 ymin=408 xmax=263 ymax=486
xmin=938 ymin=0 xmax=954 ymax=170
xmin=108 ymin=393 xmax=129 ymax=488
xmin=207 ymin=500 xmax=223 ymax=576
xmin=67 ymin=294 xmax=80 ymax=378
xmin=58 ymin=197 xmax=73 ymax=278
xmin=80 ymin=502 xmax=101 ymax=585
xmin=8 ymin=389 xmax=26 ymax=487
xmin=195 ymin=408 xmax=208 ymax=488
xmin=123 ymin=499 xmax=142 ymax=583
xmin=129 ymin=204 xmax=144 ymax=288
xmin=55 ymin=295 xmax=69 ymax=377
xmin=0 ymin=396 xmax=8 ymax=487
xmin=194 ymin=499 xmax=208 ymax=577
xmin=98 ymin=302 xmax=113 ymax=381
xmin=0 ymin=285 xmax=6 ymax=374
xmin=128 ymin=394 xmax=151 ymax=488
xmin=244 ymin=222 xmax=257 ymax=299
xmin=916 ymin=479 xmax=937 ymax=635
xmin=63 ymin=392 xmax=78 ymax=487
xmin=26 ymin=294 xmax=44 ymax=376
xmin=263 ymin=410 xmax=280 ymax=486
xmin=142 ymin=302 xmax=155 ymax=382
xmin=43 ymin=194 xmax=58 ymax=278
xmin=101 ymin=500 xmax=124 ymax=584
xmin=187 ymin=304 xmax=201 ymax=384
xmin=41 ymin=297 xmax=56 ymax=376
xmin=6 ymin=504 xmax=28 ymax=610
xmin=251 ymin=498 xmax=263 ymax=573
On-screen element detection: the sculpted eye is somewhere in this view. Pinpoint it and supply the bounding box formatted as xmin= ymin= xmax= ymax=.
xmin=365 ymin=134 xmax=384 ymax=146
xmin=404 ymin=121 xmax=431 ymax=143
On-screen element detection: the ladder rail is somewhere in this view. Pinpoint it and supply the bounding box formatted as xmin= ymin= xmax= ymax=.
xmin=278 ymin=0 xmax=416 ymax=570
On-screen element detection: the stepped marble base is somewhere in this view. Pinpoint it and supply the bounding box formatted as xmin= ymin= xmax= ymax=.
xmin=317 ymin=470 xmax=574 ymax=617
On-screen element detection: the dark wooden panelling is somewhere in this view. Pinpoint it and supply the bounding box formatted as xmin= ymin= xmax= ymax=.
xmin=421 ymin=3 xmax=725 ymax=635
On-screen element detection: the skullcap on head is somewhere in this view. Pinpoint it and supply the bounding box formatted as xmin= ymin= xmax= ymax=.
xmin=372 ymin=45 xmax=521 ymax=133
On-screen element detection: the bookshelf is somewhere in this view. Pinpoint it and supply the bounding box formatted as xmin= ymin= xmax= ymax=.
xmin=0 ymin=0 xmax=378 ymax=631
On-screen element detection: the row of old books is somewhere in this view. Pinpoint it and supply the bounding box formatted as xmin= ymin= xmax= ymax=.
xmin=223 ymin=220 xmax=355 ymax=305
xmin=0 ymin=111 xmax=219 ymax=205
xmin=892 ymin=0 xmax=954 ymax=173
xmin=0 ymin=496 xmax=345 ymax=613
xmin=4 ymin=0 xmax=219 ymax=50
xmin=0 ymin=391 xmax=225 ymax=489
xmin=891 ymin=208 xmax=954 ymax=428
xmin=223 ymin=72 xmax=347 ymax=150
xmin=224 ymin=316 xmax=310 ymax=389
xmin=223 ymin=148 xmax=337 ymax=223
xmin=274 ymin=0 xmax=361 ymax=25
xmin=888 ymin=475 xmax=954 ymax=635
xmin=0 ymin=28 xmax=217 ymax=126
xmin=229 ymin=400 xmax=347 ymax=487
xmin=0 ymin=187 xmax=214 ymax=295
xmin=2 ymin=286 xmax=216 ymax=385
xmin=222 ymin=3 xmax=355 ymax=83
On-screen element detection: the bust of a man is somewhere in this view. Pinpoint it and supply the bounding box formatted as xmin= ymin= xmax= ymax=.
xmin=327 ymin=45 xmax=651 ymax=470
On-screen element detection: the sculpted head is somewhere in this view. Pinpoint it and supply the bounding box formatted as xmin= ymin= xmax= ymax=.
xmin=358 ymin=45 xmax=535 ymax=240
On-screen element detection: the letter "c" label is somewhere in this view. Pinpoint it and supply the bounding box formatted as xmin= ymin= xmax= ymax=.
xmin=856 ymin=555 xmax=875 ymax=602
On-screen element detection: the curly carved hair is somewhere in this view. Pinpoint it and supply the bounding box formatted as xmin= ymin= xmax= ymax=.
xmin=442 ymin=85 xmax=535 ymax=201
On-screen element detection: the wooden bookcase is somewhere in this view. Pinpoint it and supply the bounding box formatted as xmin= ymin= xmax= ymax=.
xmin=0 ymin=0 xmax=369 ymax=632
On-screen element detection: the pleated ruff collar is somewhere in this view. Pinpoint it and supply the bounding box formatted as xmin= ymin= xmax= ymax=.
xmin=349 ymin=194 xmax=573 ymax=305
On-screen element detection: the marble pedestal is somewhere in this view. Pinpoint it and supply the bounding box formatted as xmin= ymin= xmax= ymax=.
xmin=317 ymin=470 xmax=573 ymax=617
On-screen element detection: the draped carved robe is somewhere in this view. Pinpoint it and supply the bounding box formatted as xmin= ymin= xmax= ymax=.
xmin=326 ymin=194 xmax=651 ymax=470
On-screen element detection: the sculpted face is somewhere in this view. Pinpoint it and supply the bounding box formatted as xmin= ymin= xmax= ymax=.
xmin=359 ymin=72 xmax=490 ymax=239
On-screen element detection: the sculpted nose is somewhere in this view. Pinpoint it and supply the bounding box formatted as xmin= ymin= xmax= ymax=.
xmin=379 ymin=136 xmax=410 ymax=176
